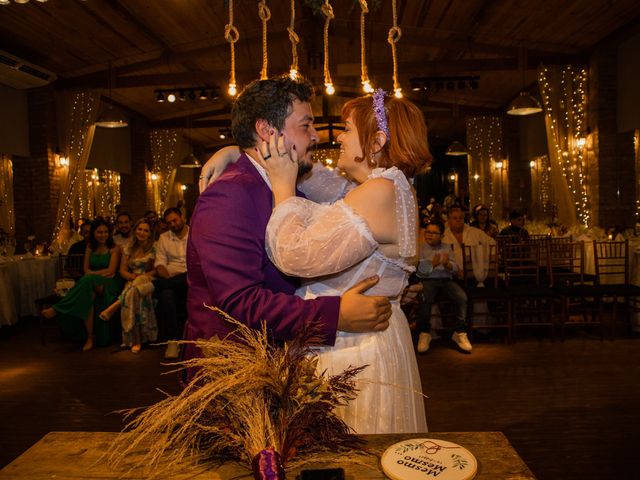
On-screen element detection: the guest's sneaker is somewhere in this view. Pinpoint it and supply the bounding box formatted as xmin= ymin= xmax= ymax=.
xmin=452 ymin=331 xmax=473 ymax=353
xmin=417 ymin=332 xmax=432 ymax=353
xmin=164 ymin=340 xmax=180 ymax=359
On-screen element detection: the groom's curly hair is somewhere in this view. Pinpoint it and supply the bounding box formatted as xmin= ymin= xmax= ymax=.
xmin=231 ymin=75 xmax=314 ymax=148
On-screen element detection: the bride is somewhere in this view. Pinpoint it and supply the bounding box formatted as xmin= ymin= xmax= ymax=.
xmin=204 ymin=90 xmax=430 ymax=434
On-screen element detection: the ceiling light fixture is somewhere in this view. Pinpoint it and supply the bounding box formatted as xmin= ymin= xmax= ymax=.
xmin=167 ymin=92 xmax=176 ymax=103
xmin=445 ymin=140 xmax=468 ymax=156
xmin=507 ymin=47 xmax=542 ymax=116
xmin=96 ymin=62 xmax=128 ymax=128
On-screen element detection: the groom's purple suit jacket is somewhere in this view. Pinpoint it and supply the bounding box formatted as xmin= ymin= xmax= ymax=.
xmin=183 ymin=154 xmax=340 ymax=361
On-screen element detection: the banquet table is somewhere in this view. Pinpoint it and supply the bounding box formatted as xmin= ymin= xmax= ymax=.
xmin=0 ymin=255 xmax=58 ymax=325
xmin=0 ymin=431 xmax=536 ymax=479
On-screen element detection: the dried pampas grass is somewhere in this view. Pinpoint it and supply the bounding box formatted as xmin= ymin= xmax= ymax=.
xmin=107 ymin=307 xmax=370 ymax=478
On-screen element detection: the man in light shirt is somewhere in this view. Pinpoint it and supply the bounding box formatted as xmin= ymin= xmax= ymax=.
xmin=443 ymin=205 xmax=495 ymax=270
xmin=112 ymin=212 xmax=133 ymax=249
xmin=154 ymin=207 xmax=188 ymax=358
xmin=415 ymin=220 xmax=472 ymax=354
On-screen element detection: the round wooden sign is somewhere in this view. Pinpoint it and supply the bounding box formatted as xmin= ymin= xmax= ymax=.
xmin=380 ymin=438 xmax=477 ymax=480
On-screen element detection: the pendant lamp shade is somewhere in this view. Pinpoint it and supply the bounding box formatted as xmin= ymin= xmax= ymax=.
xmin=507 ymin=92 xmax=542 ymax=116
xmin=445 ymin=140 xmax=468 ymax=156
xmin=95 ymin=105 xmax=128 ymax=128
xmin=180 ymin=153 xmax=201 ymax=168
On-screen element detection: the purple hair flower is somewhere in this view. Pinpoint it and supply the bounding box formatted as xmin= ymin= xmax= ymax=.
xmin=372 ymin=88 xmax=390 ymax=139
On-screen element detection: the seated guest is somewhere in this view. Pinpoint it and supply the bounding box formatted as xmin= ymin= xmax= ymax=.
xmin=153 ymin=217 xmax=169 ymax=240
xmin=144 ymin=210 xmax=159 ymax=231
xmin=41 ymin=218 xmax=123 ymax=351
xmin=64 ymin=221 xmax=92 ymax=280
xmin=443 ymin=205 xmax=495 ymax=270
xmin=499 ymin=209 xmax=530 ymax=241
xmin=113 ymin=212 xmax=133 ymax=248
xmin=99 ymin=219 xmax=157 ymax=353
xmin=415 ymin=221 xmax=472 ymax=354
xmin=154 ymin=207 xmax=188 ymax=359
xmin=470 ymin=204 xmax=499 ymax=238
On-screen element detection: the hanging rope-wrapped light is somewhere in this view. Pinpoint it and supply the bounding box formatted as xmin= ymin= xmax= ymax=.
xmin=359 ymin=0 xmax=373 ymax=93
xmin=258 ymin=0 xmax=271 ymax=80
xmin=225 ymin=0 xmax=240 ymax=96
xmin=321 ymin=0 xmax=335 ymax=95
xmin=287 ymin=0 xmax=300 ymax=80
xmin=388 ymin=0 xmax=403 ymax=98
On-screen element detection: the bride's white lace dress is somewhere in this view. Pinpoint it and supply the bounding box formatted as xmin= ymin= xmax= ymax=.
xmin=265 ymin=166 xmax=427 ymax=434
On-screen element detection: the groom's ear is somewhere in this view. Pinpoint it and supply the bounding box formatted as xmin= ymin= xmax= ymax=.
xmin=255 ymin=119 xmax=273 ymax=142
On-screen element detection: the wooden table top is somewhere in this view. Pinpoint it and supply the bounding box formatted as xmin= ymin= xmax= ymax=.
xmin=0 ymin=431 xmax=536 ymax=479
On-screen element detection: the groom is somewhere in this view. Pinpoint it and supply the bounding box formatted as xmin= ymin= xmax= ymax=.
xmin=183 ymin=76 xmax=391 ymax=366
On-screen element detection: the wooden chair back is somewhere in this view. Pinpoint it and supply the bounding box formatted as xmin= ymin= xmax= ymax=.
xmin=593 ymin=239 xmax=629 ymax=285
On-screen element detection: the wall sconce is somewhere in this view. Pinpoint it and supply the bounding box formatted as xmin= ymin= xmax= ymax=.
xmin=529 ymin=160 xmax=536 ymax=168
xmin=150 ymin=173 xmax=158 ymax=181
xmin=473 ymin=173 xmax=480 ymax=180
xmin=495 ymin=161 xmax=504 ymax=169
xmin=180 ymin=184 xmax=187 ymax=192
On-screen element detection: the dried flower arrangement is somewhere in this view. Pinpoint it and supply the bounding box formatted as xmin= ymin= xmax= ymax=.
xmin=108 ymin=307 xmax=370 ymax=479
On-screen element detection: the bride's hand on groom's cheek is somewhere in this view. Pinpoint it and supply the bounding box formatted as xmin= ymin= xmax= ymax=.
xmin=337 ymin=276 xmax=392 ymax=333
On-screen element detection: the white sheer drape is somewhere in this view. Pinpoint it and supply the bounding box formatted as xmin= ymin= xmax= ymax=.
xmin=0 ymin=154 xmax=15 ymax=236
xmin=539 ymin=65 xmax=590 ymax=227
xmin=467 ymin=116 xmax=504 ymax=218
xmin=149 ymin=129 xmax=185 ymax=214
xmin=52 ymin=90 xmax=100 ymax=243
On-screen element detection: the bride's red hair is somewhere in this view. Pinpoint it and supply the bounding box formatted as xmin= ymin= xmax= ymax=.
xmin=341 ymin=95 xmax=432 ymax=178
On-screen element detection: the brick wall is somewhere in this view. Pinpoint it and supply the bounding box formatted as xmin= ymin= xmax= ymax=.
xmin=589 ymin=46 xmax=637 ymax=228
xmin=13 ymin=86 xmax=57 ymax=251
xmin=119 ymin=117 xmax=151 ymax=222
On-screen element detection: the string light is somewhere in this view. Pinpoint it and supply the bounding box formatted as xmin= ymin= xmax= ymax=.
xmin=467 ymin=116 xmax=503 ymax=217
xmin=539 ymin=65 xmax=590 ymax=226
xmin=258 ymin=0 xmax=271 ymax=80
xmin=51 ymin=91 xmax=99 ymax=244
xmin=287 ymin=0 xmax=300 ymax=80
xmin=321 ymin=0 xmax=335 ymax=95
xmin=225 ymin=0 xmax=239 ymax=97
xmin=0 ymin=155 xmax=15 ymax=236
xmin=149 ymin=129 xmax=179 ymax=214
xmin=388 ymin=0 xmax=403 ymax=98
xmin=359 ymin=0 xmax=373 ymax=93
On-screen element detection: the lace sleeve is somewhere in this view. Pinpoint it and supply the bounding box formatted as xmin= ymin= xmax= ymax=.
xmin=298 ymin=162 xmax=355 ymax=203
xmin=266 ymin=197 xmax=377 ymax=278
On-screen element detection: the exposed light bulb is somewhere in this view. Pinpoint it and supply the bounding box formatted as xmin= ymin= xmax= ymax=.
xmin=325 ymin=83 xmax=335 ymax=95
xmin=167 ymin=93 xmax=176 ymax=103
xmin=150 ymin=173 xmax=158 ymax=181
xmin=495 ymin=161 xmax=503 ymax=169
xmin=576 ymin=137 xmax=586 ymax=148
xmin=394 ymin=87 xmax=403 ymax=98
xmin=289 ymin=69 xmax=298 ymax=80
xmin=362 ymin=80 xmax=373 ymax=93
xmin=228 ymin=83 xmax=237 ymax=96
xmin=180 ymin=185 xmax=187 ymax=191
xmin=473 ymin=174 xmax=480 ymax=180
xmin=59 ymin=156 xmax=69 ymax=167
xmin=529 ymin=161 xmax=536 ymax=168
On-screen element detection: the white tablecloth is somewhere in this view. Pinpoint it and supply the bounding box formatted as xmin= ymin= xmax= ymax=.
xmin=0 ymin=255 xmax=58 ymax=325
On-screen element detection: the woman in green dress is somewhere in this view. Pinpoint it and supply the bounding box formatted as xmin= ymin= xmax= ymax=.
xmin=42 ymin=218 xmax=123 ymax=351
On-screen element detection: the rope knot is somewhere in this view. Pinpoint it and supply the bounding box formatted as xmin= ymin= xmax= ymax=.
xmin=224 ymin=24 xmax=240 ymax=44
xmin=287 ymin=27 xmax=300 ymax=44
xmin=321 ymin=2 xmax=334 ymax=19
xmin=258 ymin=1 xmax=271 ymax=21
xmin=387 ymin=26 xmax=402 ymax=44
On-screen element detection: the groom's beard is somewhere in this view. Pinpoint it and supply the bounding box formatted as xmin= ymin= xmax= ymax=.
xmin=296 ymin=145 xmax=316 ymax=178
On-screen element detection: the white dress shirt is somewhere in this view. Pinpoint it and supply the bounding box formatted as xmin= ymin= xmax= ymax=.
xmin=154 ymin=227 xmax=188 ymax=277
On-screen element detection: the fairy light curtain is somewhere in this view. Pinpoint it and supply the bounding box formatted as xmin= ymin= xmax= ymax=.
xmin=466 ymin=116 xmax=503 ymax=218
xmin=149 ymin=129 xmax=182 ymax=215
xmin=52 ymin=90 xmax=100 ymax=244
xmin=77 ymin=169 xmax=121 ymax=220
xmin=539 ymin=65 xmax=590 ymax=227
xmin=0 ymin=154 xmax=15 ymax=236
